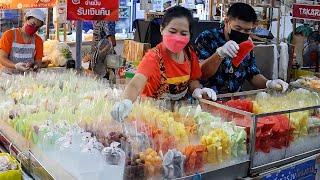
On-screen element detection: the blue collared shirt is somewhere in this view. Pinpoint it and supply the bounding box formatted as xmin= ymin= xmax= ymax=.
xmin=195 ymin=27 xmax=261 ymax=94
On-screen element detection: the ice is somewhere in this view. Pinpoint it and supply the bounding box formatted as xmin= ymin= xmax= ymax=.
xmin=253 ymin=148 xmax=286 ymax=167
xmin=37 ymin=130 xmax=125 ymax=180
xmin=285 ymin=135 xmax=320 ymax=158
xmin=252 ymin=135 xmax=320 ymax=167
xmin=204 ymin=155 xmax=249 ymax=172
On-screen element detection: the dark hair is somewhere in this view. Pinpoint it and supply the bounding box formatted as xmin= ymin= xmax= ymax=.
xmin=227 ymin=3 xmax=257 ymax=23
xmin=162 ymin=6 xmax=194 ymax=60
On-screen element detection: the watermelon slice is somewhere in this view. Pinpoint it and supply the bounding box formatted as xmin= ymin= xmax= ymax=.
xmin=232 ymin=40 xmax=255 ymax=67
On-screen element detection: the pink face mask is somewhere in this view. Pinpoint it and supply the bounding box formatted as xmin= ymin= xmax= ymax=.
xmin=163 ymin=34 xmax=190 ymax=53
xmin=24 ymin=24 xmax=39 ymax=36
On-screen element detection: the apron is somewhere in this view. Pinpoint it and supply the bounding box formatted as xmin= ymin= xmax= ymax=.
xmin=1 ymin=28 xmax=35 ymax=75
xmin=151 ymin=47 xmax=190 ymax=102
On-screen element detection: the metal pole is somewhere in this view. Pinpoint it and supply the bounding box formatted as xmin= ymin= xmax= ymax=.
xmin=249 ymin=115 xmax=257 ymax=171
xmin=292 ymin=0 xmax=296 ymax=34
xmin=46 ymin=8 xmax=52 ymax=40
xmin=283 ymin=2 xmax=286 ymax=41
xmin=75 ymin=21 xmax=83 ymax=70
xmin=276 ymin=7 xmax=281 ymax=44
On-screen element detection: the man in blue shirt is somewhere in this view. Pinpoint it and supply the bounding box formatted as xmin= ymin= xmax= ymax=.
xmin=195 ymin=3 xmax=288 ymax=94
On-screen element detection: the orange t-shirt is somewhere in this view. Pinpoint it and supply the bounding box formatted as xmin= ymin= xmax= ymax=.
xmin=137 ymin=43 xmax=202 ymax=97
xmin=0 ymin=28 xmax=43 ymax=62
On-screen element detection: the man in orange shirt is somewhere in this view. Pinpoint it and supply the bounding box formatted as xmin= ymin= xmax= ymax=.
xmin=0 ymin=9 xmax=45 ymax=74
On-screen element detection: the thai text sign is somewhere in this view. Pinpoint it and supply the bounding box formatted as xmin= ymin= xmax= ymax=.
xmin=67 ymin=0 xmax=119 ymax=21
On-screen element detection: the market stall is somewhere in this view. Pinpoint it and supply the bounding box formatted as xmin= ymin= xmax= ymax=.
xmin=0 ymin=0 xmax=319 ymax=179
xmin=0 ymin=70 xmax=252 ymax=179
xmin=0 ymin=71 xmax=320 ymax=179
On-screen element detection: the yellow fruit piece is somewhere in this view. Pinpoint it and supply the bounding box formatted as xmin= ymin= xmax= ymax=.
xmin=146 ymin=155 xmax=153 ymax=161
xmin=146 ymin=148 xmax=153 ymax=155
xmin=155 ymin=156 xmax=161 ymax=163
xmin=140 ymin=154 xmax=145 ymax=160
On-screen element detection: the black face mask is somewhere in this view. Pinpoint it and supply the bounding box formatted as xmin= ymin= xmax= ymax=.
xmin=228 ymin=29 xmax=250 ymax=44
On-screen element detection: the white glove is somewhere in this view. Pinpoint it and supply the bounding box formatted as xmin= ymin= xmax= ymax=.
xmin=266 ymin=79 xmax=289 ymax=93
xmin=14 ymin=62 xmax=28 ymax=72
xmin=110 ymin=99 xmax=133 ymax=122
xmin=216 ymin=40 xmax=239 ymax=58
xmin=192 ymin=88 xmax=217 ymax=101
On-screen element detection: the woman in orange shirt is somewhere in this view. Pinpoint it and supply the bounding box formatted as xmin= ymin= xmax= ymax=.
xmin=111 ymin=6 xmax=216 ymax=122
xmin=0 ymin=9 xmax=45 ymax=74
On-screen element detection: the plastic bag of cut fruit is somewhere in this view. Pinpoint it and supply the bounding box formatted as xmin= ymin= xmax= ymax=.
xmin=124 ymin=154 xmax=147 ymax=180
xmin=102 ymin=142 xmax=126 ymax=166
xmin=123 ymin=122 xmax=163 ymax=179
xmin=163 ymin=149 xmax=186 ymax=179
xmin=182 ymin=144 xmax=205 ymax=176
xmin=138 ymin=148 xmax=163 ymax=178
xmin=173 ymin=106 xmax=198 ymax=139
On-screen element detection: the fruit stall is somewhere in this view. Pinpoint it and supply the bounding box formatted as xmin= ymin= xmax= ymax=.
xmin=0 ymin=70 xmax=320 ymax=179
xmin=0 ymin=70 xmax=251 ymax=179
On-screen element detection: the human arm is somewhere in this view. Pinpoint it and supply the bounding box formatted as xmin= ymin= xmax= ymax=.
xmin=250 ymin=74 xmax=268 ymax=89
xmin=189 ymin=80 xmax=201 ymax=93
xmin=0 ymin=50 xmax=29 ymax=71
xmin=34 ymin=36 xmax=44 ymax=70
xmin=195 ymin=31 xmax=239 ymax=80
xmin=0 ymin=30 xmax=15 ymax=69
xmin=123 ymin=73 xmax=148 ymax=102
xmin=200 ymin=53 xmax=223 ymax=80
xmin=189 ymin=50 xmax=217 ymax=101
xmin=111 ymin=51 xmax=156 ymax=122
xmin=200 ymin=40 xmax=239 ymax=79
xmin=247 ymin=55 xmax=288 ymax=92
xmin=110 ymin=74 xmax=147 ymax=122
xmin=0 ymin=49 xmax=15 ymax=69
xmin=195 ymin=30 xmax=222 ymax=79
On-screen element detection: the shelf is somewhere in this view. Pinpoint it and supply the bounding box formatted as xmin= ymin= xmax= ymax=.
xmin=228 ymin=1 xmax=280 ymax=8
xmin=254 ymin=4 xmax=280 ymax=8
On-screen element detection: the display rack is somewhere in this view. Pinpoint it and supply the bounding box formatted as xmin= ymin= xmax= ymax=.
xmin=200 ymin=89 xmax=320 ymax=177
xmin=1 ymin=82 xmax=320 ymax=179
xmin=0 ymin=106 xmax=250 ymax=180
xmin=0 ymin=120 xmax=75 ymax=180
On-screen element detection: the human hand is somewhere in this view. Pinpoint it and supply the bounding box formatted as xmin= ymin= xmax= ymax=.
xmin=14 ymin=62 xmax=29 ymax=72
xmin=192 ymin=88 xmax=217 ymax=101
xmin=110 ymin=99 xmax=133 ymax=122
xmin=216 ymin=40 xmax=239 ymax=58
xmin=266 ymin=79 xmax=289 ymax=93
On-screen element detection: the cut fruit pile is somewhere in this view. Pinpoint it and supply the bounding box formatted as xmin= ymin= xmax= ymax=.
xmin=222 ymin=89 xmax=320 ymax=153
